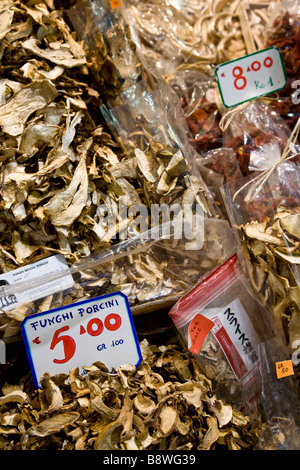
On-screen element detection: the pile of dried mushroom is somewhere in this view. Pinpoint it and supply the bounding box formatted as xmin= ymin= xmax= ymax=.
xmin=0 ymin=341 xmax=261 ymax=450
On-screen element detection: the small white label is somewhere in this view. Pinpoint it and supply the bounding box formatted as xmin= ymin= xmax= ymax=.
xmin=0 ymin=255 xmax=74 ymax=311
xmin=21 ymin=292 xmax=142 ymax=388
xmin=215 ymin=47 xmax=287 ymax=108
xmin=198 ymin=299 xmax=260 ymax=381
xmin=211 ymin=299 xmax=260 ymax=381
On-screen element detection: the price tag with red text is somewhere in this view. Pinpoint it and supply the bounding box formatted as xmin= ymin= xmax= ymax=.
xmin=215 ymin=47 xmax=287 ymax=108
xmin=21 ymin=292 xmax=142 ymax=388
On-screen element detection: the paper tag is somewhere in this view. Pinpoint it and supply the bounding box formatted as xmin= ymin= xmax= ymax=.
xmin=0 ymin=255 xmax=74 ymax=312
xmin=211 ymin=299 xmax=260 ymax=381
xmin=21 ymin=292 xmax=142 ymax=388
xmin=188 ymin=314 xmax=214 ymax=355
xmin=276 ymin=360 xmax=294 ymax=379
xmin=110 ymin=0 xmax=122 ymax=8
xmin=215 ymin=47 xmax=287 ymax=108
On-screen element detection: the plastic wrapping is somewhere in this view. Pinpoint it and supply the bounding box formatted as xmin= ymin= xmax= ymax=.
xmin=264 ymin=0 xmax=300 ymax=129
xmin=169 ymin=253 xmax=273 ymax=416
xmin=0 ymin=219 xmax=235 ymax=343
xmin=68 ymin=0 xmax=151 ymax=106
xmin=195 ymin=148 xmax=243 ymax=220
xmin=167 ymin=68 xmax=223 ymax=154
xmin=222 ymin=100 xmax=291 ymax=176
xmin=168 ymin=253 xmax=300 ymax=445
xmin=123 ymin=0 xmax=216 ymax=80
xmin=255 ymin=338 xmax=300 ymax=450
xmin=221 ymin=123 xmax=300 ymax=368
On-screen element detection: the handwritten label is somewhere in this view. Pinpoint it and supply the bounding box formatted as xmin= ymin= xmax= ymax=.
xmin=0 ymin=255 xmax=73 ymax=312
xmin=110 ymin=0 xmax=122 ymax=8
xmin=211 ymin=299 xmax=260 ymax=381
xmin=21 ymin=292 xmax=142 ymax=388
xmin=215 ymin=47 xmax=287 ymax=108
xmin=276 ymin=360 xmax=294 ymax=379
xmin=188 ymin=314 xmax=214 ymax=355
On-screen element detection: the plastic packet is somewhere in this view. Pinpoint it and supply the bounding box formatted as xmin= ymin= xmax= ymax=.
xmin=221 ymin=136 xmax=300 ymax=367
xmin=254 ymin=338 xmax=300 ymax=450
xmin=264 ymin=0 xmax=300 ymax=129
xmin=0 ymin=218 xmax=235 ymax=343
xmin=194 ymin=148 xmax=243 ymax=220
xmin=166 ymin=68 xmax=223 ymax=154
xmin=68 ymin=0 xmax=150 ymax=106
xmin=221 ymin=100 xmax=291 ymax=176
xmin=100 ymin=78 xmax=220 ymax=220
xmin=122 ymin=0 xmax=215 ymax=80
xmin=168 ymin=253 xmax=273 ymax=417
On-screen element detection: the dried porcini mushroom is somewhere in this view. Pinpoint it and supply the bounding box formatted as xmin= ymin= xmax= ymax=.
xmin=237 ymin=206 xmax=300 ymax=358
xmin=0 ymin=340 xmax=260 ymax=450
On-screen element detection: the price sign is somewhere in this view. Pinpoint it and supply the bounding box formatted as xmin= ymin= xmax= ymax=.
xmin=21 ymin=292 xmax=142 ymax=388
xmin=276 ymin=360 xmax=294 ymax=379
xmin=110 ymin=0 xmax=122 ymax=8
xmin=215 ymin=47 xmax=287 ymax=108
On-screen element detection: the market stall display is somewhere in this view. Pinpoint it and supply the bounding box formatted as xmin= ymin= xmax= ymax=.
xmin=1 ymin=0 xmax=300 ymax=452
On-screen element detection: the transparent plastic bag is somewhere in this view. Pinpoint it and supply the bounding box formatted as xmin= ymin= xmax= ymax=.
xmin=68 ymin=0 xmax=150 ymax=105
xmin=0 ymin=219 xmax=235 ymax=343
xmin=167 ymin=68 xmax=223 ymax=154
xmin=123 ymin=0 xmax=215 ymax=80
xmin=195 ymin=148 xmax=243 ymax=220
xmin=221 ymin=100 xmax=291 ymax=176
xmin=169 ymin=253 xmax=273 ymax=417
xmin=254 ymin=338 xmax=300 ymax=450
xmin=221 ymin=125 xmax=300 ymax=373
xmin=100 ymin=79 xmax=220 ymax=218
xmin=264 ymin=0 xmax=300 ymax=129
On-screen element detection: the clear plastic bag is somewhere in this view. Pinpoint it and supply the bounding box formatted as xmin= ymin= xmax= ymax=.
xmin=221 ymin=116 xmax=300 ymax=386
xmin=123 ymin=0 xmax=216 ymax=80
xmin=221 ymin=100 xmax=291 ymax=176
xmin=264 ymin=0 xmax=300 ymax=129
xmin=0 ymin=219 xmax=235 ymax=343
xmin=167 ymin=68 xmax=223 ymax=154
xmin=68 ymin=0 xmax=150 ymax=105
xmin=169 ymin=253 xmax=273 ymax=417
xmin=169 ymin=253 xmax=300 ymax=445
xmin=100 ymin=79 xmax=220 ymax=219
xmin=255 ymin=338 xmax=300 ymax=450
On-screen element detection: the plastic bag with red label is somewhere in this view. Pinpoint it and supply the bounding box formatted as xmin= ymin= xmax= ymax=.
xmin=168 ymin=253 xmax=273 ymax=417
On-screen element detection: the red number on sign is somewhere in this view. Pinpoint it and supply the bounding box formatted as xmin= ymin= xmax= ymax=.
xmin=232 ymin=66 xmax=247 ymax=90
xmin=105 ymin=313 xmax=122 ymax=331
xmin=87 ymin=318 xmax=104 ymax=336
xmin=264 ymin=57 xmax=273 ymax=68
xmin=50 ymin=326 xmax=76 ymax=364
xmin=251 ymin=61 xmax=261 ymax=72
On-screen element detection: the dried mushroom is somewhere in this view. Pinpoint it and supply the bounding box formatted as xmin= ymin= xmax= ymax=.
xmin=238 ymin=207 xmax=300 ymax=356
xmin=0 ymin=340 xmax=260 ymax=450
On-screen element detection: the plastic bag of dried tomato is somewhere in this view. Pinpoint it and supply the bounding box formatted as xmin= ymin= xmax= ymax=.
xmin=221 ymin=100 xmax=291 ymax=176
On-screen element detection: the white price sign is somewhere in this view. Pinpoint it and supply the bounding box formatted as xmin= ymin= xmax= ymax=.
xmin=215 ymin=47 xmax=287 ymax=108
xmin=21 ymin=292 xmax=142 ymax=388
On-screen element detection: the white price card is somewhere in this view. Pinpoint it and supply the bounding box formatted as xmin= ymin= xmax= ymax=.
xmin=21 ymin=292 xmax=142 ymax=388
xmin=215 ymin=47 xmax=287 ymax=108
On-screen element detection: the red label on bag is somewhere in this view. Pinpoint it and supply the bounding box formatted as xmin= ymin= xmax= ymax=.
xmin=188 ymin=314 xmax=214 ymax=355
xmin=276 ymin=360 xmax=294 ymax=379
xmin=110 ymin=0 xmax=122 ymax=8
